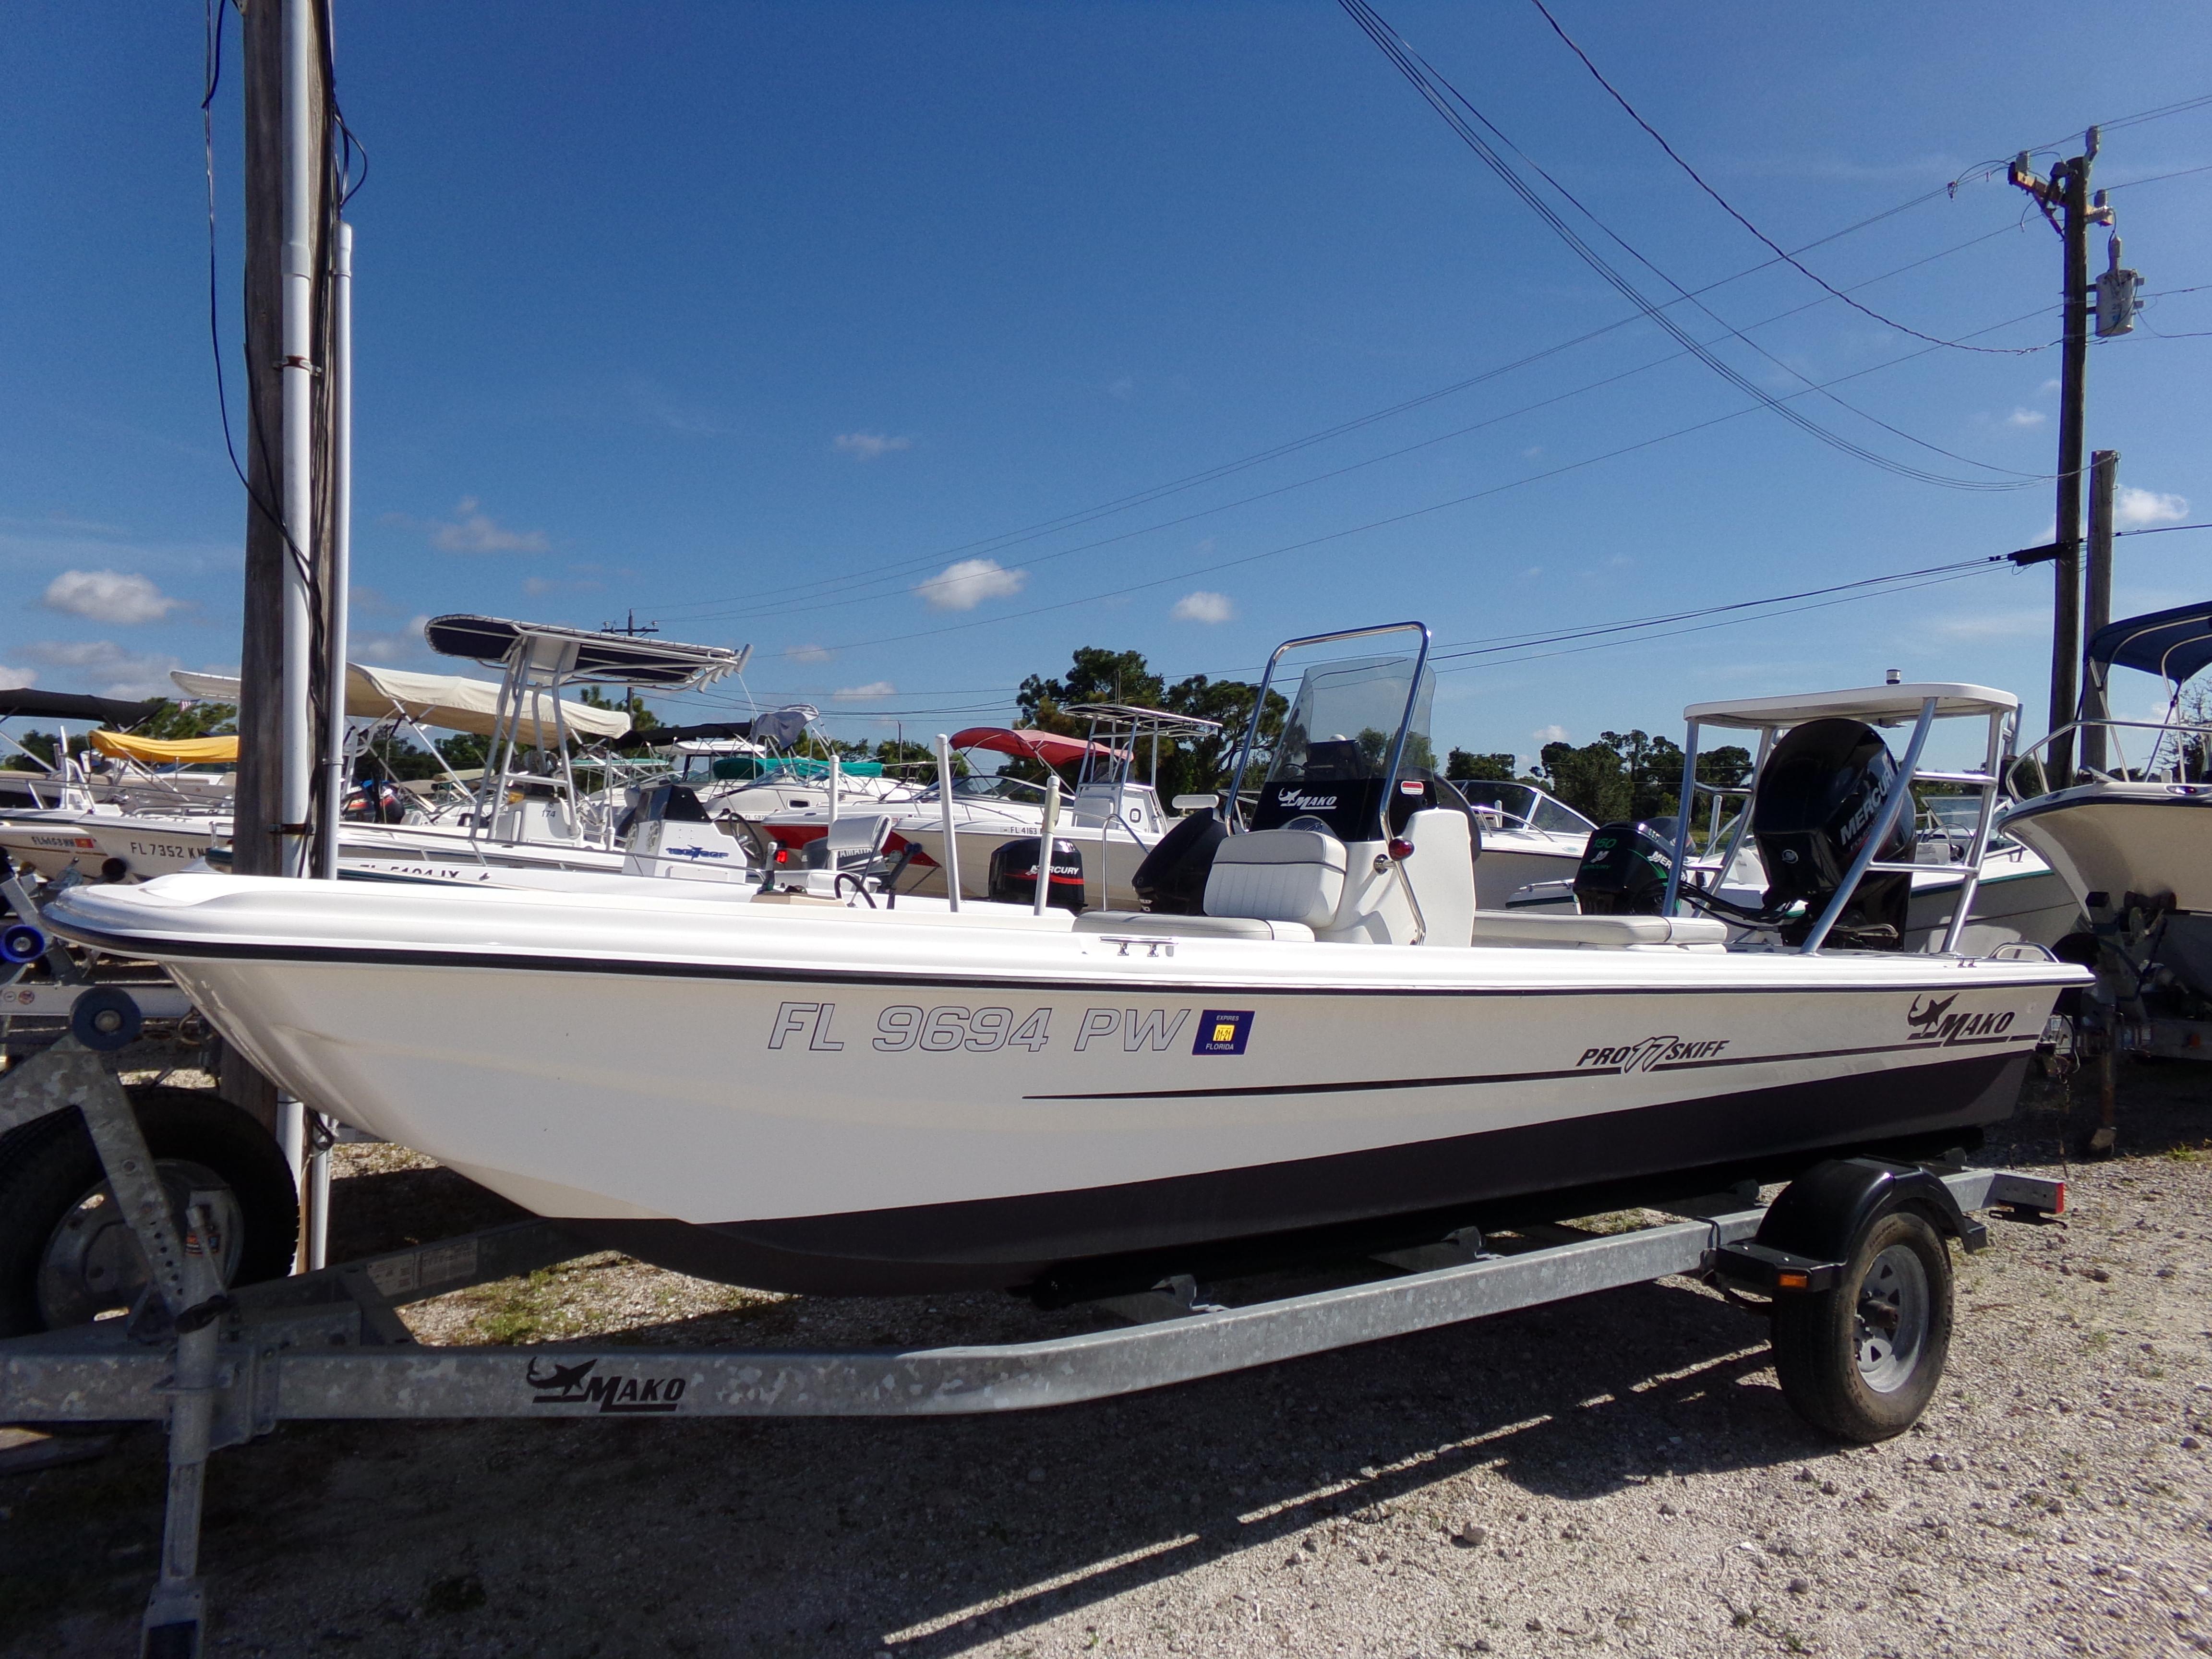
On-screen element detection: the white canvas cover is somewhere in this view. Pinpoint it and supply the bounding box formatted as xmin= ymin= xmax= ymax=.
xmin=170 ymin=664 xmax=631 ymax=744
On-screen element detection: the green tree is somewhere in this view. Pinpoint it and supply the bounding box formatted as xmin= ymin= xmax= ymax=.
xmin=146 ymin=698 xmax=238 ymax=740
xmin=1445 ymin=748 xmax=1518 ymax=782
xmin=1536 ymin=740 xmax=1633 ymax=823
xmin=577 ymin=686 xmax=660 ymax=733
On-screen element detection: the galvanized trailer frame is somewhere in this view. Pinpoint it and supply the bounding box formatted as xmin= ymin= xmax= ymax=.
xmin=0 ymin=1025 xmax=2063 ymax=1659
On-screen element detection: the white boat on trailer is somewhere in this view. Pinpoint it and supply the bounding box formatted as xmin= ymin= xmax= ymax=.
xmin=45 ymin=622 xmax=2086 ymax=1302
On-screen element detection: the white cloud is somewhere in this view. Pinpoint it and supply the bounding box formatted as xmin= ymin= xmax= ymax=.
xmin=1171 ymin=590 xmax=1236 ymax=624
xmin=427 ymin=498 xmax=549 ymax=554
xmin=832 ymin=432 xmax=912 ymax=461
xmin=18 ymin=639 xmax=182 ymax=699
xmin=915 ymin=557 xmax=1026 ymax=612
xmin=2005 ymin=407 xmax=2046 ymax=428
xmin=2116 ymin=485 xmax=2188 ymax=529
xmin=2039 ymin=378 xmax=2061 ymax=395
xmin=833 ymin=681 xmax=896 ymax=702
xmin=41 ymin=569 xmax=184 ymax=625
xmin=1532 ymin=724 xmax=1570 ymax=745
xmin=350 ymin=614 xmax=433 ymax=664
xmin=784 ymin=643 xmax=833 ymax=663
xmin=0 ymin=665 xmax=36 ymax=689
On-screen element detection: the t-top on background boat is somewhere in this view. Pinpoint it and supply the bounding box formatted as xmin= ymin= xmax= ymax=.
xmin=41 ymin=620 xmax=2085 ymax=1303
xmin=2001 ymin=600 xmax=2212 ymax=1059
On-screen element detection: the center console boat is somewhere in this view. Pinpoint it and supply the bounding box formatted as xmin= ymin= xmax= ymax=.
xmin=44 ymin=622 xmax=2086 ymax=1298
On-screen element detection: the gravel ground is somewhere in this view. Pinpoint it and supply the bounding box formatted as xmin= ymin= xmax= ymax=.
xmin=2 ymin=1064 xmax=2208 ymax=1659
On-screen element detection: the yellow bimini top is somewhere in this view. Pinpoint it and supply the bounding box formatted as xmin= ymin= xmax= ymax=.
xmin=89 ymin=730 xmax=239 ymax=766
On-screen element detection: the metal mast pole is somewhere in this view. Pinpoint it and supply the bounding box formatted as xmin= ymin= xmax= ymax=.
xmin=278 ymin=0 xmax=318 ymax=879
xmin=319 ymin=220 xmax=354 ymax=880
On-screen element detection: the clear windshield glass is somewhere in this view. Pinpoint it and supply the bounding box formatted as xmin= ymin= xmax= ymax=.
xmin=1456 ymin=780 xmax=1596 ymax=837
xmin=1263 ymin=653 xmax=1435 ymax=785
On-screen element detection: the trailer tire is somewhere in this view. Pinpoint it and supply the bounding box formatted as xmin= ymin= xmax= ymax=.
xmin=0 ymin=1086 xmax=298 ymax=1339
xmin=1770 ymin=1208 xmax=1952 ymax=1443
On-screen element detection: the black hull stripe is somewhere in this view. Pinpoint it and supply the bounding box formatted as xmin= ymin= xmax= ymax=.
xmin=571 ymin=1050 xmax=2031 ymax=1297
xmin=50 ymin=924 xmax=2074 ymax=1002
xmin=1023 ymin=1034 xmax=2038 ymax=1102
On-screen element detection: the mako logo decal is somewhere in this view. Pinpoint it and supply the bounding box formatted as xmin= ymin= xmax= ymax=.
xmin=1274 ymin=789 xmax=1340 ymax=813
xmin=1906 ymin=994 xmax=2015 ymax=1045
xmin=1192 ymin=1010 xmax=1254 ymax=1056
xmin=1576 ymin=1035 xmax=1730 ymax=1072
xmin=525 ymin=1357 xmax=687 ymax=1414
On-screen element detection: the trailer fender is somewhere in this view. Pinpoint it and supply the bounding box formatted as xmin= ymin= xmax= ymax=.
xmin=1712 ymin=1158 xmax=1987 ymax=1295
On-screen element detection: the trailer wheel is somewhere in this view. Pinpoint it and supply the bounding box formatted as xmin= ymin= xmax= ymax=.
xmin=0 ymin=1086 xmax=298 ymax=1338
xmin=1770 ymin=1209 xmax=1953 ymax=1443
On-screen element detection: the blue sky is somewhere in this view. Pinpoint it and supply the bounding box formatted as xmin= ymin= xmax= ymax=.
xmin=5 ymin=2 xmax=2210 ymax=767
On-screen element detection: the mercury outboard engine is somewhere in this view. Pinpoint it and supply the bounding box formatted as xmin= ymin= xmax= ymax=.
xmin=988 ymin=837 xmax=1086 ymax=912
xmin=1750 ymin=718 xmax=1912 ymax=949
xmin=1131 ymin=810 xmax=1226 ymax=914
xmin=1572 ymin=817 xmax=1678 ymax=915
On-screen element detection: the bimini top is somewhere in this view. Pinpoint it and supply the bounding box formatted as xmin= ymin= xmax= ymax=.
xmin=90 ymin=730 xmax=238 ymax=766
xmin=2088 ymin=601 xmax=2212 ymax=685
xmin=173 ymin=664 xmax=631 ymax=744
xmin=0 ymin=688 xmax=162 ymax=727
xmin=1684 ymin=682 xmax=2019 ymax=731
xmin=424 ymin=615 xmax=749 ymax=689
xmin=950 ymin=727 xmax=1127 ymax=767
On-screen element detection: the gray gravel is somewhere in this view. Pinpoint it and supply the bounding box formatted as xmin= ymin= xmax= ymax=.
xmin=2 ymin=1064 xmax=2208 ymax=1659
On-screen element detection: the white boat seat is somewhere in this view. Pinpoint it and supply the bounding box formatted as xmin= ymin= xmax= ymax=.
xmin=1467 ymin=911 xmax=1729 ymax=950
xmin=1073 ymin=910 xmax=1315 ymax=943
xmin=1202 ymin=828 xmax=1346 ymax=929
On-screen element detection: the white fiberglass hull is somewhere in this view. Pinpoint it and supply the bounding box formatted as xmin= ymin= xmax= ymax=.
xmin=0 ymin=810 xmax=224 ymax=881
xmin=1902 ymin=845 xmax=2082 ymax=954
xmin=48 ymin=876 xmax=2081 ymax=1296
xmin=1471 ymin=832 xmax=1589 ymax=912
xmin=2000 ymin=782 xmax=2212 ymax=916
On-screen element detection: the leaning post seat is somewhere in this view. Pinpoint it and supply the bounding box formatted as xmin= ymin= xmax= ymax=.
xmin=1200 ymin=828 xmax=1348 ymax=929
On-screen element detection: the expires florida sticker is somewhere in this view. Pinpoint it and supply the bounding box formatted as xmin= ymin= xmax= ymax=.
xmin=1193 ymin=1010 xmax=1254 ymax=1056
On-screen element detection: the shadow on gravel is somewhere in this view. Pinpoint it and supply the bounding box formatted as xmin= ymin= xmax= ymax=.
xmin=25 ymin=1072 xmax=2200 ymax=1655
xmin=4 ymin=1270 xmax=1828 ymax=1657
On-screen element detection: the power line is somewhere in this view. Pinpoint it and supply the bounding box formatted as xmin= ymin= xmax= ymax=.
xmin=1523 ymin=0 xmax=2027 ymax=355
xmin=660 ymin=223 xmax=2044 ymax=630
xmin=646 ymin=171 xmax=2043 ymax=623
xmin=806 ymin=301 xmax=2051 ymax=657
xmin=1335 ymin=0 xmax=2037 ymax=493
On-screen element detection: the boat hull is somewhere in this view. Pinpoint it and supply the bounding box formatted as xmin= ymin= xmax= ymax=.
xmin=2001 ymin=784 xmax=2212 ymax=915
xmin=44 ymin=876 xmax=2080 ymax=1296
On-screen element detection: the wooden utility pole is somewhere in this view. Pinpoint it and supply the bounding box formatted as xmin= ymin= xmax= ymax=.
xmin=2080 ymin=449 xmax=2119 ymax=776
xmin=225 ymin=0 xmax=334 ymax=1131
xmin=2012 ymin=131 xmax=2112 ymax=790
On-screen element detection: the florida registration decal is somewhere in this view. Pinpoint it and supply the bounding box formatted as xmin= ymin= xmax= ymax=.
xmin=1193 ymin=1009 xmax=1254 ymax=1056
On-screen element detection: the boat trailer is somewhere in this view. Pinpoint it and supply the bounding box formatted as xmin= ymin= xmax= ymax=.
xmin=0 ymin=1012 xmax=2063 ymax=1658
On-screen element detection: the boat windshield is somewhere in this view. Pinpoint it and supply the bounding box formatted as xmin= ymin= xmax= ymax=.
xmin=1456 ymin=780 xmax=1596 ymax=838
xmin=1920 ymin=793 xmax=2014 ymax=851
xmin=910 ymin=772 xmax=1052 ymax=806
xmin=1264 ymin=653 xmax=1436 ymax=787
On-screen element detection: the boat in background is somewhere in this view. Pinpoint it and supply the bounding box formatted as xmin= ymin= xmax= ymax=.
xmin=2000 ymin=601 xmax=2212 ymax=1056
xmin=1449 ymin=780 xmax=1598 ymax=909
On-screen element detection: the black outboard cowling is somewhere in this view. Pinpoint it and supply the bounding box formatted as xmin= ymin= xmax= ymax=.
xmin=1131 ymin=811 xmax=1226 ymax=914
xmin=988 ymin=837 xmax=1086 ymax=912
xmin=1572 ymin=817 xmax=1678 ymax=915
xmin=1751 ymin=718 xmax=1912 ymax=949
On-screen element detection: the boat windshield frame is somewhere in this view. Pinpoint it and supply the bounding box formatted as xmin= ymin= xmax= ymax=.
xmin=1224 ymin=621 xmax=1432 ymax=837
xmin=1455 ymin=780 xmax=1597 ymax=839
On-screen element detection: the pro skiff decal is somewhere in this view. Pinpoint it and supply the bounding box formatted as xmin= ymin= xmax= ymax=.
xmin=1576 ymin=1035 xmax=1728 ymax=1072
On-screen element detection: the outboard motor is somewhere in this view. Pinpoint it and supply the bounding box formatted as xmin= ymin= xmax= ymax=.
xmin=1751 ymin=718 xmax=1913 ymax=949
xmin=1572 ymin=817 xmax=1678 ymax=915
xmin=987 ymin=837 xmax=1086 ymax=912
xmin=1130 ymin=811 xmax=1226 ymax=914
